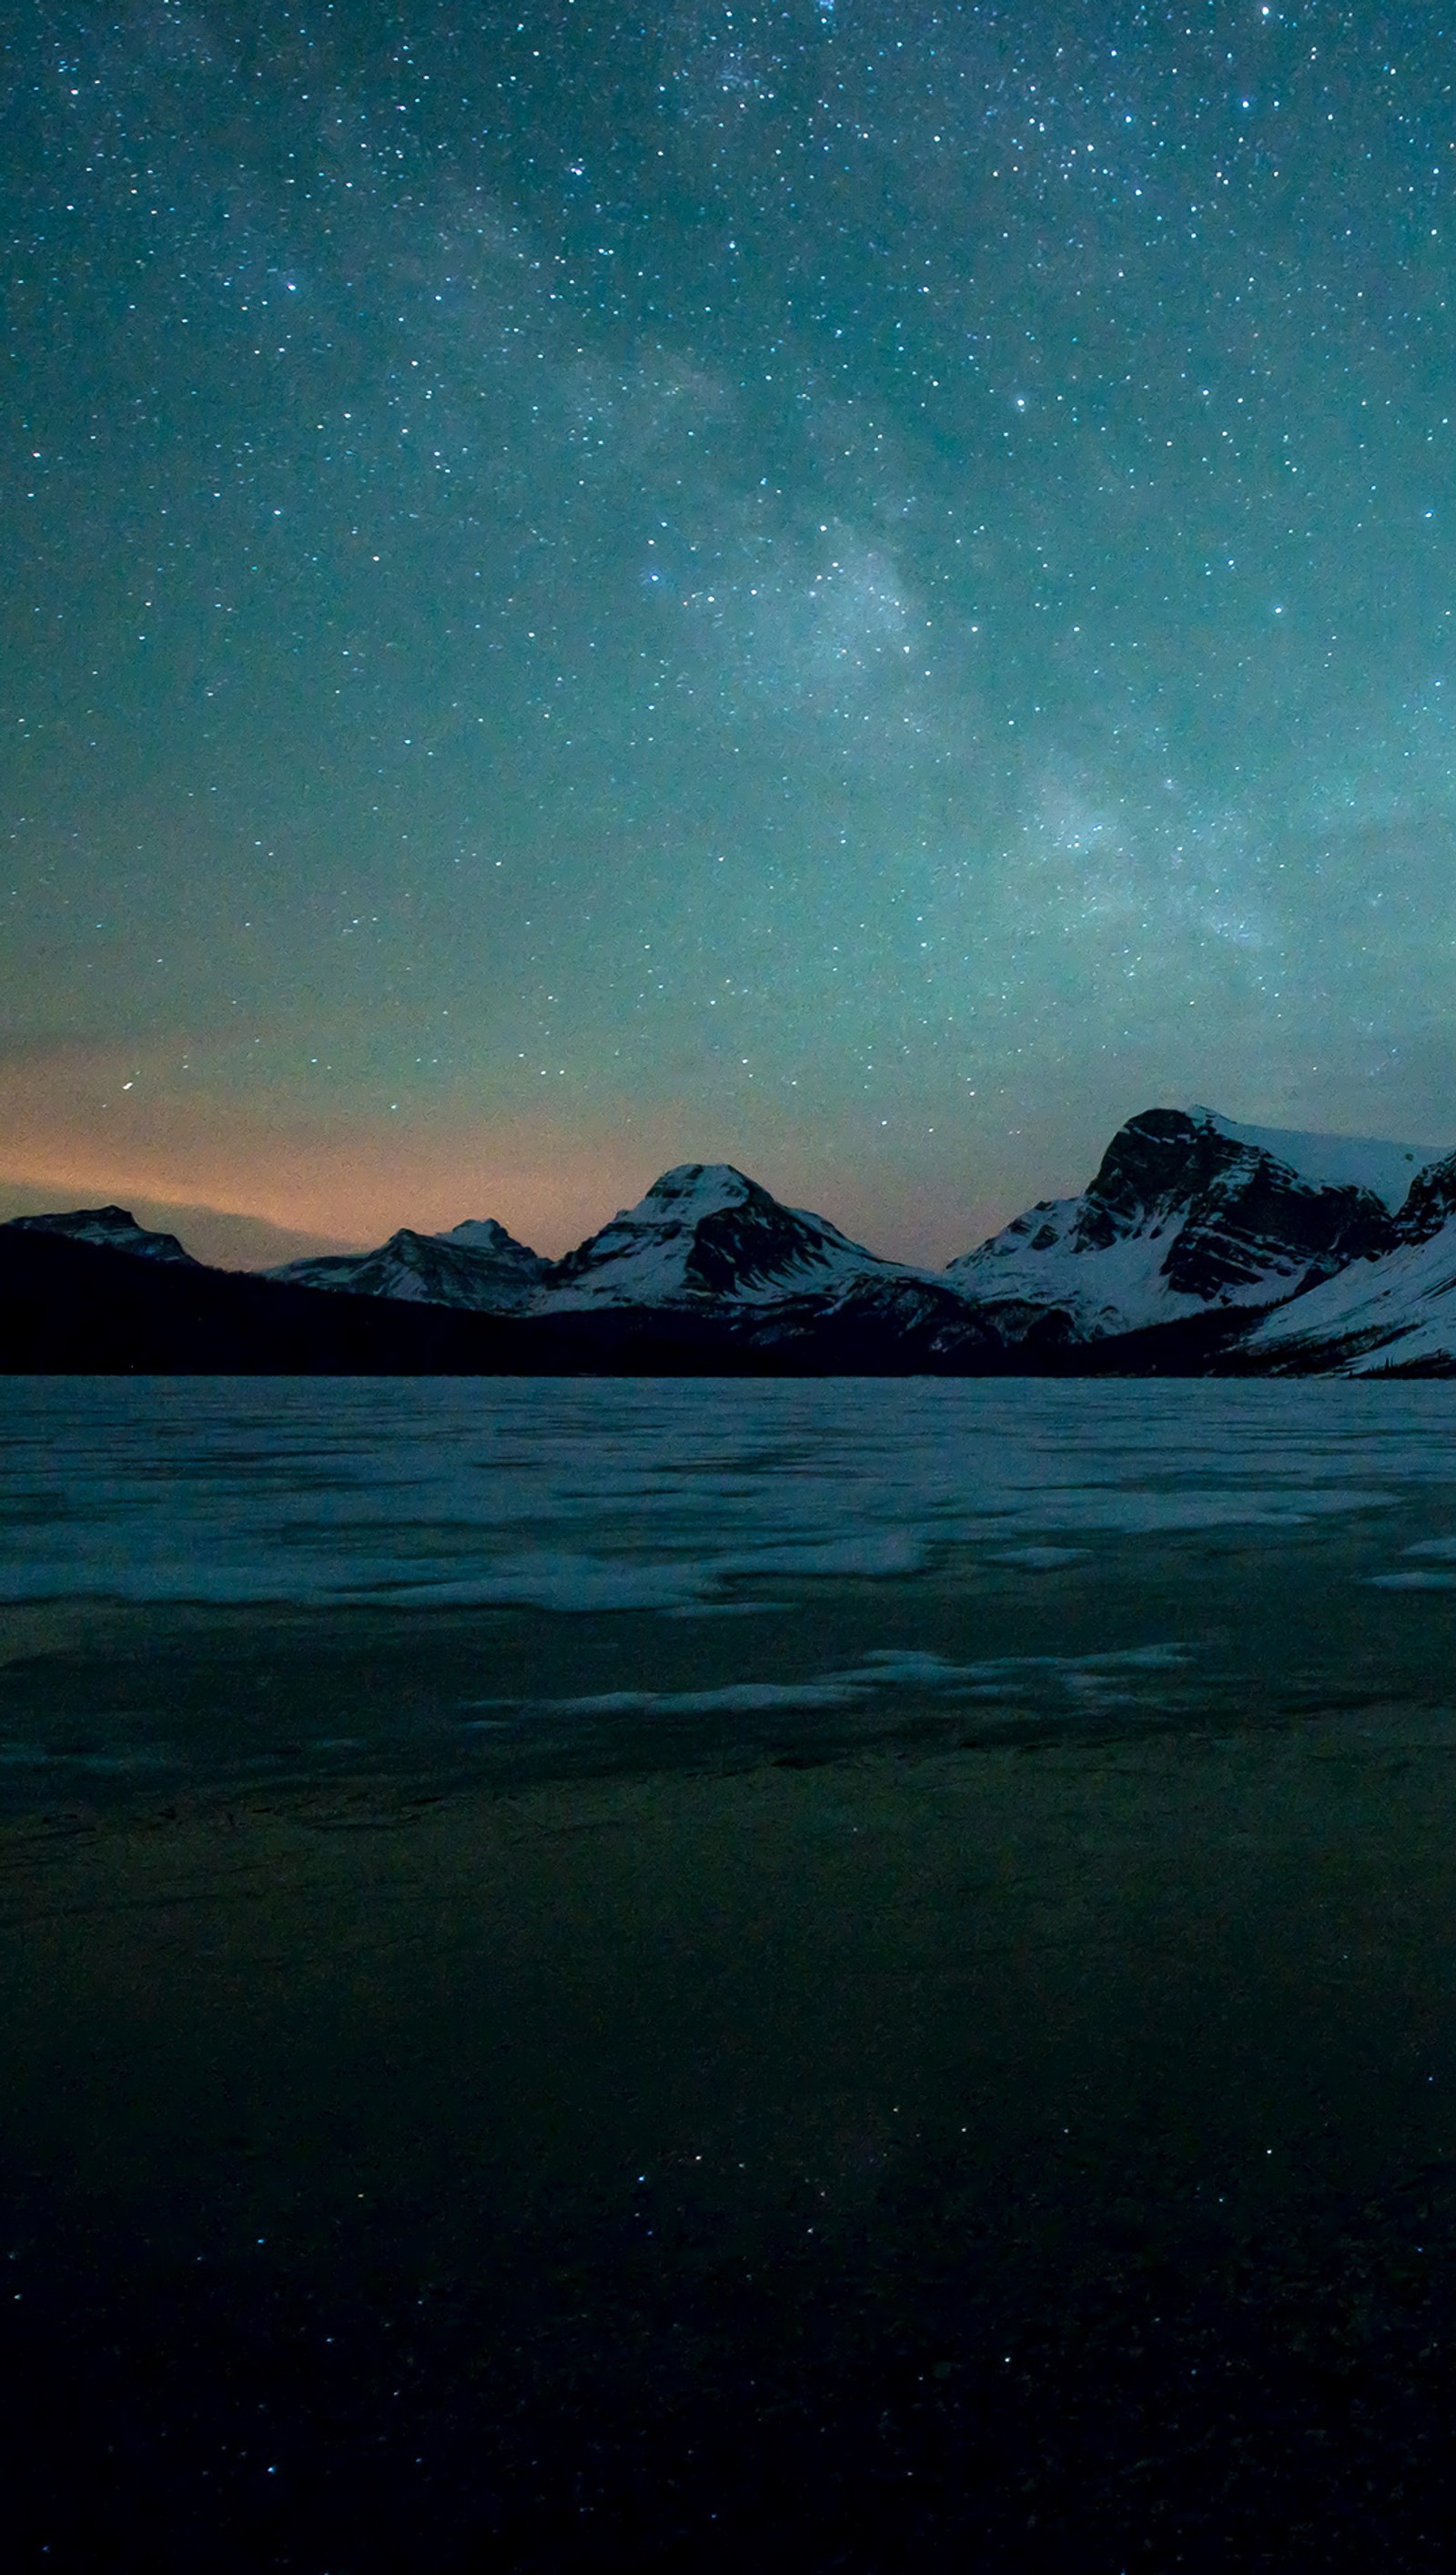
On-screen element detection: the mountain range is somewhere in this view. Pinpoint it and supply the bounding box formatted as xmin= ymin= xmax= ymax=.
xmin=7 ymin=1104 xmax=1456 ymax=1373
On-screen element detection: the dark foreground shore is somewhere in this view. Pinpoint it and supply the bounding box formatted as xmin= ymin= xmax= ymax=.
xmin=5 ymin=1692 xmax=1456 ymax=2570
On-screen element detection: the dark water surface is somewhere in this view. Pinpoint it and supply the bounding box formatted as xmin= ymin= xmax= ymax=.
xmin=5 ymin=1381 xmax=1456 ymax=2565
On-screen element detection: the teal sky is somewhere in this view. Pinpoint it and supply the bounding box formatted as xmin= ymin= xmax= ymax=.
xmin=5 ymin=2 xmax=1456 ymax=1262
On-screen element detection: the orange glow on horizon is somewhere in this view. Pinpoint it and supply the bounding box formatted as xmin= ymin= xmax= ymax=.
xmin=0 ymin=1040 xmax=705 ymax=1252
xmin=1 ymin=1041 xmax=1019 ymax=1266
xmin=0 ymin=1115 xmax=681 ymax=1258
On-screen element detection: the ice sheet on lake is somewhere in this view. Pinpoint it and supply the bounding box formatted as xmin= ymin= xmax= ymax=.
xmin=465 ymin=1642 xmax=1196 ymax=1726
xmin=6 ymin=1378 xmax=1456 ymax=1612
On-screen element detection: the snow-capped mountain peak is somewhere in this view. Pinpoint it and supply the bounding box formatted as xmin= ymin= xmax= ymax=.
xmin=945 ymin=1106 xmax=1401 ymax=1341
xmin=268 ymin=1219 xmax=549 ymax=1312
xmin=6 ymin=1205 xmax=199 ymax=1266
xmin=434 ymin=1216 xmax=539 ymax=1255
xmin=628 ymin=1164 xmax=759 ymax=1219
xmin=544 ymin=1161 xmax=900 ymax=1308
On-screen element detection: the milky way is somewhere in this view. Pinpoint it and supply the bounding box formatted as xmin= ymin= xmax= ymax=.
xmin=5 ymin=3 xmax=1456 ymax=1262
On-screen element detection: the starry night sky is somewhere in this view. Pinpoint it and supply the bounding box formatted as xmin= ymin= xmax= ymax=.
xmin=5 ymin=2 xmax=1456 ymax=1264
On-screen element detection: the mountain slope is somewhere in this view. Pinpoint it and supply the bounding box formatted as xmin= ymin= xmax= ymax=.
xmin=946 ymin=1108 xmax=1405 ymax=1343
xmin=1242 ymin=1144 xmax=1456 ymax=1374
xmin=270 ymin=1219 xmax=549 ymax=1313
xmin=1240 ymin=1231 xmax=1456 ymax=1374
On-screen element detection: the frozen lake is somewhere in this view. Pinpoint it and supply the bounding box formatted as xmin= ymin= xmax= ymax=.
xmin=5 ymin=1375 xmax=1456 ymax=1798
xmin=11 ymin=1374 xmax=1456 ymax=1609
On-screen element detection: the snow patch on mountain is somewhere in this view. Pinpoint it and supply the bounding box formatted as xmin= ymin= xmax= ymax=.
xmin=1193 ymin=1110 xmax=1442 ymax=1213
xmin=948 ymin=1200 xmax=1218 ymax=1338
